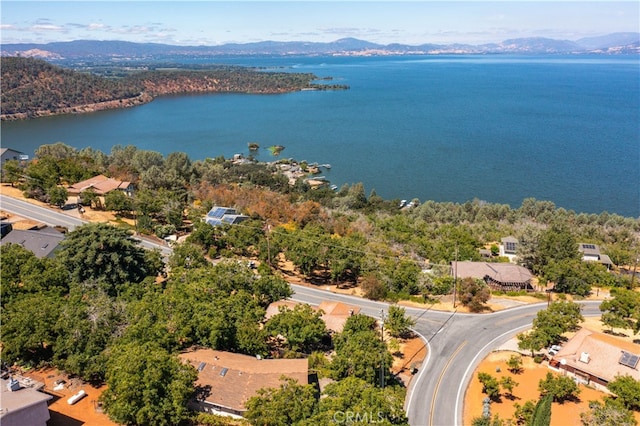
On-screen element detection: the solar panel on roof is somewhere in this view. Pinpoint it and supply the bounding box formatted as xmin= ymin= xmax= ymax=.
xmin=582 ymin=244 xmax=596 ymax=250
xmin=197 ymin=362 xmax=206 ymax=372
xmin=220 ymin=367 xmax=228 ymax=377
xmin=619 ymin=351 xmax=640 ymax=369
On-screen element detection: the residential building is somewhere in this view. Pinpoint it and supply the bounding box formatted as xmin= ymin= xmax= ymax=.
xmin=0 ymin=148 xmax=27 ymax=165
xmin=179 ymin=349 xmax=309 ymax=418
xmin=0 ymin=377 xmax=52 ymax=426
xmin=451 ymin=261 xmax=534 ymax=292
xmin=499 ymin=236 xmax=519 ymax=262
xmin=0 ymin=226 xmax=65 ymax=258
xmin=204 ymin=206 xmax=249 ymax=226
xmin=578 ymin=243 xmax=614 ymax=269
xmin=67 ymin=174 xmax=134 ymax=198
xmin=549 ymin=328 xmax=640 ymax=392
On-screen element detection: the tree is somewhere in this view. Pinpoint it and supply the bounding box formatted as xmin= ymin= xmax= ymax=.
xmin=306 ymin=376 xmax=408 ymax=425
xmin=458 ymin=277 xmax=491 ymax=312
xmin=500 ymin=376 xmax=518 ymax=398
xmin=331 ymin=327 xmax=393 ymax=386
xmin=600 ymin=288 xmax=640 ymax=335
xmin=57 ymin=222 xmax=159 ymax=295
xmin=105 ymin=189 xmax=133 ymax=214
xmin=385 ymin=305 xmax=416 ymax=338
xmin=530 ymin=301 xmax=584 ymax=347
xmin=1 ymin=293 xmax=62 ymax=366
xmin=580 ymin=399 xmax=638 ymax=426
xmin=477 ymin=372 xmax=501 ymax=400
xmin=517 ymin=328 xmax=549 ymax=357
xmin=538 ymin=371 xmax=580 ymax=402
xmin=537 ymin=223 xmax=580 ymax=274
xmin=48 ymin=186 xmax=68 ymax=208
xmin=507 ymin=354 xmax=523 ymax=374
xmin=513 ymin=400 xmax=536 ymax=425
xmin=265 ymin=304 xmax=327 ymax=354
xmin=607 ymin=375 xmax=640 ymax=411
xmin=53 ymin=287 xmax=124 ymax=382
xmin=100 ymin=342 xmax=197 ymax=426
xmin=2 ymin=159 xmax=24 ymax=187
xmin=244 ymin=377 xmax=317 ymax=426
xmin=530 ymin=394 xmax=552 ymax=426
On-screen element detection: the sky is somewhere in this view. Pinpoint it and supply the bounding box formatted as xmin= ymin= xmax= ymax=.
xmin=1 ymin=1 xmax=639 ymax=46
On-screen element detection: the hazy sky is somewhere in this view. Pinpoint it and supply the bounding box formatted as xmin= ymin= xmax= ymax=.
xmin=2 ymin=1 xmax=638 ymax=46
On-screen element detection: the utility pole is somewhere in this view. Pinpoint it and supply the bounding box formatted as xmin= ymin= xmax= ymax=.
xmin=380 ymin=309 xmax=386 ymax=389
xmin=452 ymin=244 xmax=458 ymax=309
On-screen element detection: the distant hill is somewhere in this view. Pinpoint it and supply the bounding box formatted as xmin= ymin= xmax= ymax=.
xmin=1 ymin=57 xmax=346 ymax=120
xmin=1 ymin=33 xmax=638 ymax=61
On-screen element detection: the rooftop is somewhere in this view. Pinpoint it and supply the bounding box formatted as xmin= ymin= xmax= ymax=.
xmin=179 ymin=349 xmax=308 ymax=413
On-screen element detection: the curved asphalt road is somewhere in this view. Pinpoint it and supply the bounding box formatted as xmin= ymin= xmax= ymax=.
xmin=0 ymin=195 xmax=172 ymax=257
xmin=1 ymin=194 xmax=604 ymax=425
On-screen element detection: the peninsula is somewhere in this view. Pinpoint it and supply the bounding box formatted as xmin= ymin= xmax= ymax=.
xmin=0 ymin=57 xmax=348 ymax=121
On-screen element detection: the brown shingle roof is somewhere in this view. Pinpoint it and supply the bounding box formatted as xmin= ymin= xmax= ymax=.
xmin=67 ymin=175 xmax=132 ymax=196
xmin=452 ymin=261 xmax=532 ymax=284
xmin=552 ymin=328 xmax=640 ymax=383
xmin=179 ymin=349 xmax=308 ymax=413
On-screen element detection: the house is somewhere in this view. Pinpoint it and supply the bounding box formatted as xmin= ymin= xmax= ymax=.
xmin=578 ymin=243 xmax=614 ymax=269
xmin=67 ymin=174 xmax=134 ymax=198
xmin=0 ymin=148 xmax=27 ymax=165
xmin=265 ymin=300 xmax=361 ymax=333
xmin=549 ymin=328 xmax=640 ymax=392
xmin=179 ymin=349 xmax=309 ymax=418
xmin=316 ymin=300 xmax=361 ymax=333
xmin=204 ymin=206 xmax=249 ymax=226
xmin=0 ymin=226 xmax=65 ymax=258
xmin=0 ymin=377 xmax=52 ymax=426
xmin=499 ymin=236 xmax=519 ymax=262
xmin=451 ymin=261 xmax=534 ymax=292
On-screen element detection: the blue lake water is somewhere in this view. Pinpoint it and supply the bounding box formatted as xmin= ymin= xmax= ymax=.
xmin=2 ymin=55 xmax=639 ymax=217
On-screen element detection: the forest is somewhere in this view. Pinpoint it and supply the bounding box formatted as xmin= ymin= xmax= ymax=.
xmin=0 ymin=57 xmax=348 ymax=119
xmin=1 ymin=142 xmax=639 ymax=425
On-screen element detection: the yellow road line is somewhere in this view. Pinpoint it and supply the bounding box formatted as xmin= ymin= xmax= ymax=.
xmin=429 ymin=341 xmax=467 ymax=426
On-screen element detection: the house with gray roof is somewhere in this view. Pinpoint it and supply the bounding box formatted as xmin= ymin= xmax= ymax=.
xmin=578 ymin=243 xmax=614 ymax=269
xmin=0 ymin=377 xmax=52 ymax=426
xmin=0 ymin=226 xmax=65 ymax=258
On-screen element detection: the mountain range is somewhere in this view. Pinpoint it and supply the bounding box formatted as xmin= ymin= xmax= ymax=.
xmin=1 ymin=33 xmax=638 ymax=61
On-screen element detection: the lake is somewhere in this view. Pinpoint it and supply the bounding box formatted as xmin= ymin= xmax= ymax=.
xmin=2 ymin=54 xmax=639 ymax=217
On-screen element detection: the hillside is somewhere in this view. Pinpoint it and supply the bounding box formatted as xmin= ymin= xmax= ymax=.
xmin=1 ymin=57 xmax=147 ymax=119
xmin=0 ymin=57 xmax=347 ymax=120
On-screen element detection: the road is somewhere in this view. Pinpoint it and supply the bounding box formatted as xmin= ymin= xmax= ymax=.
xmin=1 ymin=194 xmax=604 ymax=425
xmin=0 ymin=195 xmax=172 ymax=257
xmin=291 ymin=285 xmax=602 ymax=426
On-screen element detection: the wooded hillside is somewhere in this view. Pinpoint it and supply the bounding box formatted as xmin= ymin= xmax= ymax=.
xmin=1 ymin=57 xmax=346 ymax=120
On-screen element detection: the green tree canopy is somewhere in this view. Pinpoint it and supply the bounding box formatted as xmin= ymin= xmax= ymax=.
xmin=600 ymin=289 xmax=640 ymax=335
xmin=100 ymin=342 xmax=197 ymax=426
xmin=538 ymin=371 xmax=581 ymax=402
xmin=265 ymin=304 xmax=327 ymax=354
xmin=244 ymin=377 xmax=318 ymax=426
xmin=57 ymin=222 xmax=159 ymax=295
xmin=385 ymin=305 xmax=416 ymax=338
xmin=607 ymin=375 xmax=640 ymax=411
